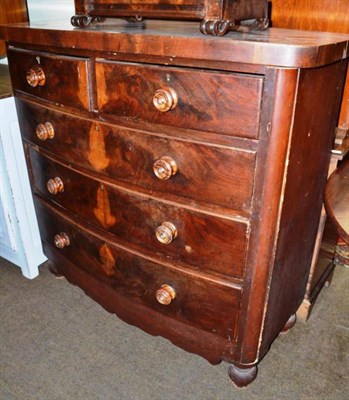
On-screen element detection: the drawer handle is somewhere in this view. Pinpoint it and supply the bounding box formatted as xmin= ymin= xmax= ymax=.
xmin=156 ymin=284 xmax=176 ymax=305
xmin=155 ymin=222 xmax=177 ymax=244
xmin=26 ymin=67 xmax=46 ymax=87
xmin=47 ymin=177 xmax=64 ymax=195
xmin=153 ymin=87 xmax=178 ymax=112
xmin=153 ymin=156 xmax=178 ymax=180
xmin=54 ymin=232 xmax=70 ymax=249
xmin=36 ymin=122 xmax=55 ymax=141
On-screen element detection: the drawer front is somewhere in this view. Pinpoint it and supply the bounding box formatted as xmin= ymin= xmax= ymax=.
xmin=18 ymin=99 xmax=256 ymax=211
xmin=96 ymin=61 xmax=263 ymax=139
xmin=29 ymin=148 xmax=249 ymax=278
xmin=7 ymin=48 xmax=90 ymax=111
xmin=35 ymin=197 xmax=241 ymax=338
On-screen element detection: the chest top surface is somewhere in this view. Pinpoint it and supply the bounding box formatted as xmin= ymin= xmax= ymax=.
xmin=0 ymin=19 xmax=348 ymax=68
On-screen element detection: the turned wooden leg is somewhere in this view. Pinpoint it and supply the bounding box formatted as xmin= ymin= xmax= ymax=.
xmin=228 ymin=364 xmax=258 ymax=388
xmin=280 ymin=313 xmax=297 ymax=334
xmin=48 ymin=262 xmax=65 ymax=279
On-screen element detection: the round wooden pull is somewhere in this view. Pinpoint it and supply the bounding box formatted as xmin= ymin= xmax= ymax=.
xmin=47 ymin=177 xmax=64 ymax=195
xmin=36 ymin=122 xmax=54 ymax=141
xmin=155 ymin=222 xmax=177 ymax=244
xmin=156 ymin=284 xmax=176 ymax=305
xmin=153 ymin=156 xmax=178 ymax=180
xmin=54 ymin=232 xmax=70 ymax=249
xmin=153 ymin=87 xmax=178 ymax=112
xmin=26 ymin=67 xmax=46 ymax=87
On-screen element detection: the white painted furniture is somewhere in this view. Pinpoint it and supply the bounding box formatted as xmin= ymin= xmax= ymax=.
xmin=27 ymin=0 xmax=74 ymax=22
xmin=0 ymin=95 xmax=46 ymax=278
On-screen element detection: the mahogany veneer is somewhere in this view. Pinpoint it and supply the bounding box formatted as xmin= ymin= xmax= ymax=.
xmin=1 ymin=20 xmax=348 ymax=387
xmin=71 ymin=0 xmax=269 ymax=35
xmin=270 ymin=0 xmax=349 ymax=322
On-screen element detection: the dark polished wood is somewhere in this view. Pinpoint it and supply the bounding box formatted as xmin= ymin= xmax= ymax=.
xmin=1 ymin=20 xmax=348 ymax=388
xmin=228 ymin=364 xmax=258 ymax=388
xmin=7 ymin=47 xmax=91 ymax=111
xmin=16 ymin=98 xmax=256 ymax=212
xmin=28 ymin=147 xmax=249 ymax=279
xmin=280 ymin=314 xmax=297 ymax=334
xmin=270 ymin=0 xmax=349 ymax=33
xmin=34 ymin=196 xmax=242 ymax=338
xmin=0 ymin=0 xmax=28 ymax=57
xmin=71 ymin=0 xmax=269 ymax=35
xmin=260 ymin=60 xmax=347 ymax=350
xmin=270 ymin=0 xmax=349 ymax=322
xmin=95 ymin=60 xmax=263 ymax=139
xmin=0 ymin=20 xmax=348 ymax=68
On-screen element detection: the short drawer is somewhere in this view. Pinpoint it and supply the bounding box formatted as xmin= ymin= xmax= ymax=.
xmin=29 ymin=148 xmax=249 ymax=279
xmin=35 ymin=197 xmax=241 ymax=338
xmin=96 ymin=60 xmax=263 ymax=139
xmin=17 ymin=99 xmax=256 ymax=211
xmin=7 ymin=47 xmax=90 ymax=111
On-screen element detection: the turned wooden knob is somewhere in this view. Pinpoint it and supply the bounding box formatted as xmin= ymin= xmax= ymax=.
xmin=26 ymin=66 xmax=45 ymax=87
xmin=153 ymin=87 xmax=178 ymax=112
xmin=54 ymin=232 xmax=70 ymax=249
xmin=155 ymin=222 xmax=177 ymax=244
xmin=156 ymin=284 xmax=176 ymax=305
xmin=36 ymin=122 xmax=54 ymax=141
xmin=153 ymin=156 xmax=178 ymax=180
xmin=47 ymin=177 xmax=64 ymax=195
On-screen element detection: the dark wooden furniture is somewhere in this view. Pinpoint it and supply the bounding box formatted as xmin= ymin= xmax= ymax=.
xmin=270 ymin=0 xmax=349 ymax=321
xmin=0 ymin=0 xmax=28 ymax=58
xmin=324 ymin=158 xmax=349 ymax=245
xmin=71 ymin=0 xmax=269 ymax=35
xmin=1 ymin=20 xmax=348 ymax=387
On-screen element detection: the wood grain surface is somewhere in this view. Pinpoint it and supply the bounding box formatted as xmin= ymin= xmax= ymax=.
xmin=7 ymin=47 xmax=91 ymax=111
xmin=17 ymin=98 xmax=256 ymax=212
xmin=3 ymin=19 xmax=349 ymax=387
xmin=271 ymin=0 xmax=349 ymax=33
xmin=0 ymin=0 xmax=28 ymax=57
xmin=34 ymin=196 xmax=242 ymax=338
xmin=29 ymin=147 xmax=250 ymax=279
xmin=1 ymin=20 xmax=348 ymax=68
xmin=96 ymin=61 xmax=263 ymax=139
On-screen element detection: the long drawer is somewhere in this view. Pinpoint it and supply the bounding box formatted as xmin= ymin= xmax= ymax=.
xmin=28 ymin=148 xmax=249 ymax=279
xmin=34 ymin=197 xmax=241 ymax=338
xmin=96 ymin=60 xmax=263 ymax=139
xmin=7 ymin=47 xmax=91 ymax=111
xmin=17 ymin=98 xmax=256 ymax=212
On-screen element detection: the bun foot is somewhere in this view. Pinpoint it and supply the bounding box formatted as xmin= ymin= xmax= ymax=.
xmin=280 ymin=313 xmax=297 ymax=334
xmin=48 ymin=262 xmax=65 ymax=279
xmin=228 ymin=364 xmax=258 ymax=388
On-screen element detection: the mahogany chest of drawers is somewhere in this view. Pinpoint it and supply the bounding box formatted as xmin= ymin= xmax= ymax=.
xmin=1 ymin=20 xmax=348 ymax=387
